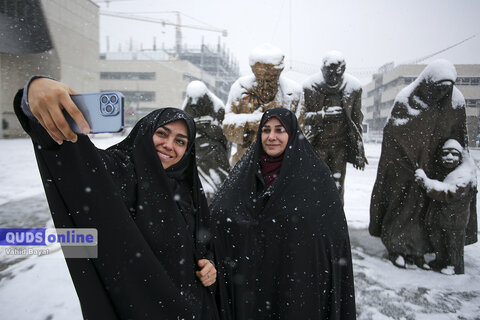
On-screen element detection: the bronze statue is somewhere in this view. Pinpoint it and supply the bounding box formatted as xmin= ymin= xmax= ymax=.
xmin=223 ymin=43 xmax=303 ymax=164
xmin=415 ymin=139 xmax=477 ymax=274
xmin=182 ymin=81 xmax=229 ymax=199
xmin=302 ymin=51 xmax=367 ymax=202
xmin=369 ymin=59 xmax=477 ymax=269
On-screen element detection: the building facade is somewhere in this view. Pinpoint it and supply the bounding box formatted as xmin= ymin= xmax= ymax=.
xmin=362 ymin=64 xmax=480 ymax=146
xmin=178 ymin=43 xmax=239 ymax=102
xmin=0 ymin=0 xmax=99 ymax=138
xmin=99 ymin=55 xmax=217 ymax=126
xmin=1 ymin=0 xmax=237 ymax=137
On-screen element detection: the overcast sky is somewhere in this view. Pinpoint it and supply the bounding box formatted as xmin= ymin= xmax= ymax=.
xmin=97 ymin=0 xmax=480 ymax=83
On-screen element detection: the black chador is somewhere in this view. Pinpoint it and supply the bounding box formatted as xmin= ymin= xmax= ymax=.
xmin=14 ymin=90 xmax=219 ymax=320
xmin=210 ymin=108 xmax=356 ymax=319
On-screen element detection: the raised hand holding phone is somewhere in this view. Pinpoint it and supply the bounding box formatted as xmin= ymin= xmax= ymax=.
xmin=28 ymin=78 xmax=90 ymax=144
xmin=27 ymin=78 xmax=123 ymax=143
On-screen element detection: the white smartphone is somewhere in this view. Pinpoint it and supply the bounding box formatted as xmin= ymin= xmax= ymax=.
xmin=66 ymin=92 xmax=124 ymax=134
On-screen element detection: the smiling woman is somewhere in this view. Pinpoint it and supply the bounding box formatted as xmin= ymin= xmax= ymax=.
xmin=153 ymin=120 xmax=189 ymax=168
xmin=211 ymin=108 xmax=355 ymax=319
xmin=260 ymin=117 xmax=289 ymax=158
xmin=13 ymin=78 xmax=221 ymax=319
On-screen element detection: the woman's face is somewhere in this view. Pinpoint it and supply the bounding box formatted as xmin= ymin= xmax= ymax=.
xmin=261 ymin=117 xmax=289 ymax=157
xmin=152 ymin=120 xmax=189 ymax=169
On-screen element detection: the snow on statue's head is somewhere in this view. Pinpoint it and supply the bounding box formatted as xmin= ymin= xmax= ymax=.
xmin=182 ymin=80 xmax=224 ymax=119
xmin=249 ymin=43 xmax=285 ymax=68
xmin=182 ymin=80 xmax=215 ymax=117
xmin=186 ymin=81 xmax=208 ymax=104
xmin=249 ymin=43 xmax=285 ymax=101
xmin=322 ymin=50 xmax=346 ymax=87
xmin=421 ymin=59 xmax=457 ymax=83
xmin=417 ymin=59 xmax=457 ymax=104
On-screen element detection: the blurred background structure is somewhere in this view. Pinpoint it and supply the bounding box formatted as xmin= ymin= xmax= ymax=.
xmin=0 ymin=0 xmax=479 ymax=145
xmin=0 ymin=0 xmax=239 ymax=136
xmin=0 ymin=0 xmax=99 ymax=138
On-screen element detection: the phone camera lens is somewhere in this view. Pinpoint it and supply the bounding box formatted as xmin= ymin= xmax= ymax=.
xmin=101 ymin=96 xmax=108 ymax=103
xmin=110 ymin=95 xmax=118 ymax=103
xmin=106 ymin=105 xmax=113 ymax=113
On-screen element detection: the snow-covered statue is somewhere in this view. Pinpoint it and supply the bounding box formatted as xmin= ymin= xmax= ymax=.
xmin=182 ymin=81 xmax=229 ymax=199
xmin=369 ymin=59 xmax=477 ymax=270
xmin=223 ymin=43 xmax=303 ymax=164
xmin=302 ymin=51 xmax=367 ymax=202
xmin=415 ymin=139 xmax=477 ymax=274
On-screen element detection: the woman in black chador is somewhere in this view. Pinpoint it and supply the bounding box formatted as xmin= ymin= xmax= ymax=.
xmin=14 ymin=78 xmax=220 ymax=319
xmin=210 ymin=108 xmax=356 ymax=319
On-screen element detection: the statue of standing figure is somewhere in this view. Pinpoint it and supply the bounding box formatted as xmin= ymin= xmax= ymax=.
xmin=223 ymin=43 xmax=303 ymax=164
xmin=302 ymin=51 xmax=367 ymax=202
xmin=415 ymin=139 xmax=477 ymax=274
xmin=182 ymin=81 xmax=229 ymax=199
xmin=369 ymin=59 xmax=478 ymax=272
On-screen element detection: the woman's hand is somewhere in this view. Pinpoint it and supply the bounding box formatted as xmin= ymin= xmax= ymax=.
xmin=195 ymin=259 xmax=216 ymax=287
xmin=28 ymin=78 xmax=90 ymax=144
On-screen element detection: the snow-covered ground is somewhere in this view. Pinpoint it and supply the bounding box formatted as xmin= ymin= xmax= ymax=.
xmin=0 ymin=138 xmax=479 ymax=319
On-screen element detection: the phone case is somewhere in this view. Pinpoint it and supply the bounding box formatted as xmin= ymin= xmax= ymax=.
xmin=66 ymin=92 xmax=124 ymax=134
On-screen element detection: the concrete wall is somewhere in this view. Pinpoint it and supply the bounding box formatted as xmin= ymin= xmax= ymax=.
xmin=0 ymin=0 xmax=99 ymax=138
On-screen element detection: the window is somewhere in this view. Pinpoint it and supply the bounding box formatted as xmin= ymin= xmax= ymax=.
xmin=456 ymin=77 xmax=480 ymax=86
xmin=100 ymin=72 xmax=156 ymax=80
xmin=120 ymin=91 xmax=156 ymax=102
xmin=183 ymin=73 xmax=200 ymax=82
xmin=466 ymin=99 xmax=479 ymax=108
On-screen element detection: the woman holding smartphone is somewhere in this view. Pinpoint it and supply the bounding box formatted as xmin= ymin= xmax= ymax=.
xmin=14 ymin=77 xmax=220 ymax=319
xmin=211 ymin=108 xmax=356 ymax=319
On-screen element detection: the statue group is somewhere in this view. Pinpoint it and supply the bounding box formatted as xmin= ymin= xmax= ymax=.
xmin=369 ymin=59 xmax=477 ymax=274
xmin=183 ymin=45 xmax=477 ymax=274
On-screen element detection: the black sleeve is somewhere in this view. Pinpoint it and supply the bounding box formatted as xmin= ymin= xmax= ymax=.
xmin=14 ymin=89 xmax=136 ymax=206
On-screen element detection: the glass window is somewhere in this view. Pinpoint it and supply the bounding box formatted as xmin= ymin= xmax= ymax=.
xmin=100 ymin=72 xmax=155 ymax=80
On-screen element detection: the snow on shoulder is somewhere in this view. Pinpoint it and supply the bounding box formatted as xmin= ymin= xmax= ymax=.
xmin=302 ymin=71 xmax=361 ymax=93
xmin=249 ymin=43 xmax=285 ymax=68
xmin=223 ymin=111 xmax=263 ymax=127
xmin=225 ymin=75 xmax=255 ymax=113
xmin=302 ymin=72 xmax=325 ymax=90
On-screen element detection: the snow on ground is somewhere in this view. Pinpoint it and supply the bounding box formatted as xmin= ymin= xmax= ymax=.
xmin=0 ymin=138 xmax=479 ymax=319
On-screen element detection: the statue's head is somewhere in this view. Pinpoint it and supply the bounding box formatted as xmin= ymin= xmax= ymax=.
xmin=440 ymin=139 xmax=463 ymax=169
xmin=321 ymin=51 xmax=346 ymax=87
xmin=183 ymin=80 xmax=225 ymax=120
xmin=249 ymin=44 xmax=285 ymax=101
xmin=183 ymin=81 xmax=212 ymax=115
xmin=417 ymin=59 xmax=456 ymax=104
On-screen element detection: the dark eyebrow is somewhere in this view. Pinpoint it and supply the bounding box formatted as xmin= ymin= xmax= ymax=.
xmin=263 ymin=124 xmax=283 ymax=127
xmin=158 ymin=126 xmax=188 ymax=140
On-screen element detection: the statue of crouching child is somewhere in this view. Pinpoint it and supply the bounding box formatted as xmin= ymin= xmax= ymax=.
xmin=415 ymin=139 xmax=478 ymax=274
